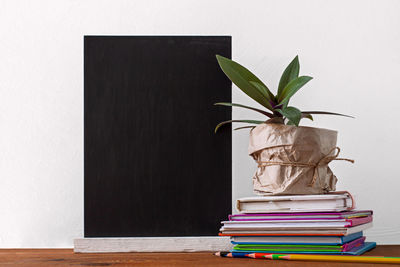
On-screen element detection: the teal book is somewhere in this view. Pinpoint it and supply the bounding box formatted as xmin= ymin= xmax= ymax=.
xmin=231 ymin=231 xmax=363 ymax=245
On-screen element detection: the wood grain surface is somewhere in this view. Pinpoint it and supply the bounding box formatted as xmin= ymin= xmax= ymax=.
xmin=1 ymin=246 xmax=400 ymax=266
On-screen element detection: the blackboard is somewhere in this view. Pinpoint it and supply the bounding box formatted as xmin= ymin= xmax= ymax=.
xmin=84 ymin=36 xmax=232 ymax=237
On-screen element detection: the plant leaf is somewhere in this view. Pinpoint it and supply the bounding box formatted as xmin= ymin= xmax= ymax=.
xmin=249 ymin=81 xmax=275 ymax=104
xmin=277 ymin=106 xmax=302 ymax=126
xmin=302 ymin=111 xmax=354 ymax=118
xmin=301 ymin=113 xmax=314 ymax=121
xmin=277 ymin=55 xmax=300 ymax=98
xmin=215 ymin=119 xmax=264 ymax=133
xmin=278 ymin=76 xmax=313 ymax=104
xmin=233 ymin=126 xmax=256 ymax=131
xmin=214 ymin=102 xmax=274 ymax=118
xmin=216 ymin=55 xmax=274 ymax=111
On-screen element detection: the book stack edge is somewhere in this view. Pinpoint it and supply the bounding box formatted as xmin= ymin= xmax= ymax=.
xmin=218 ymin=192 xmax=376 ymax=255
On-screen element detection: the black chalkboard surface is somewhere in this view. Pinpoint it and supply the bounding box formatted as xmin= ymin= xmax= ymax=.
xmin=84 ymin=36 xmax=232 ymax=237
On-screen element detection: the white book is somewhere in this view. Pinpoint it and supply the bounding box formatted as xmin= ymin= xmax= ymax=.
xmin=231 ymin=232 xmax=363 ymax=244
xmin=236 ymin=192 xmax=353 ymax=213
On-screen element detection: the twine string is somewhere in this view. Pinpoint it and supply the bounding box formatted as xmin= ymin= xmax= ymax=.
xmin=257 ymin=147 xmax=354 ymax=187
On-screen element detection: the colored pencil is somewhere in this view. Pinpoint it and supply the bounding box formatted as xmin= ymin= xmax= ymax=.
xmin=247 ymin=253 xmax=400 ymax=264
xmin=214 ymin=252 xmax=249 ymax=258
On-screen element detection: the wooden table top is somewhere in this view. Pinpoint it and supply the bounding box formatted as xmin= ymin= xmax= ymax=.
xmin=1 ymin=246 xmax=399 ymax=266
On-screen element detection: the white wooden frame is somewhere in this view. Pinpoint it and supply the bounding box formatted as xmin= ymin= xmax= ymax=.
xmin=74 ymin=236 xmax=232 ymax=253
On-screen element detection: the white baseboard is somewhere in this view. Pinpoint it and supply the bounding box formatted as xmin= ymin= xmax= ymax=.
xmin=74 ymin=236 xmax=232 ymax=253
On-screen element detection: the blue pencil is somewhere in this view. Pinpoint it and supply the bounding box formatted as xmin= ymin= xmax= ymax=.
xmin=214 ymin=251 xmax=249 ymax=258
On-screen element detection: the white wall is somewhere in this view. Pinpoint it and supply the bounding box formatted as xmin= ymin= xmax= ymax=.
xmin=0 ymin=0 xmax=399 ymax=248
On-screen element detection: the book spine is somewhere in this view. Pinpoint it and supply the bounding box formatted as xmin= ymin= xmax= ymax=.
xmin=345 ymin=216 xmax=372 ymax=227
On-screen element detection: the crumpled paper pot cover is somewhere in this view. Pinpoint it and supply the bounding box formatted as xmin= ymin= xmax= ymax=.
xmin=249 ymin=123 xmax=353 ymax=195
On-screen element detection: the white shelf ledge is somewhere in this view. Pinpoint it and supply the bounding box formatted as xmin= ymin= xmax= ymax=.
xmin=74 ymin=236 xmax=232 ymax=253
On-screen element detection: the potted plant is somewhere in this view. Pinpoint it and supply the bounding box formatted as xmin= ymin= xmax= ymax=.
xmin=215 ymin=55 xmax=354 ymax=195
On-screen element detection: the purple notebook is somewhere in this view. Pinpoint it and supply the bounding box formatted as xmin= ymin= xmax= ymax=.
xmin=229 ymin=210 xmax=373 ymax=221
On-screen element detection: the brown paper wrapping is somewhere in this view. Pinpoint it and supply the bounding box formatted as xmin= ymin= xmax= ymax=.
xmin=249 ymin=123 xmax=338 ymax=195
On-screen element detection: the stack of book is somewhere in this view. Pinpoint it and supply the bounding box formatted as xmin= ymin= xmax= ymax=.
xmin=219 ymin=192 xmax=376 ymax=255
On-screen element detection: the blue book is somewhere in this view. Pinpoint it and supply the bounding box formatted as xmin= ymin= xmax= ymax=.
xmin=231 ymin=231 xmax=363 ymax=245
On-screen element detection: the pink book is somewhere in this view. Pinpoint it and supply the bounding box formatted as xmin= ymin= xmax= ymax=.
xmin=342 ymin=236 xmax=366 ymax=252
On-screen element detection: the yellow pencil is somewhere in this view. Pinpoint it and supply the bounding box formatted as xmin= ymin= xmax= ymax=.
xmin=247 ymin=253 xmax=400 ymax=264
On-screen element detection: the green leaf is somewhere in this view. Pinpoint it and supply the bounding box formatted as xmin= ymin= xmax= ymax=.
xmin=302 ymin=111 xmax=354 ymax=118
xmin=216 ymin=55 xmax=274 ymax=111
xmin=233 ymin=126 xmax=256 ymax=131
xmin=249 ymin=81 xmax=275 ymax=103
xmin=301 ymin=113 xmax=314 ymax=121
xmin=277 ymin=56 xmax=300 ymax=98
xmin=277 ymin=106 xmax=302 ymax=126
xmin=278 ymin=76 xmax=313 ymax=104
xmin=215 ymin=120 xmax=264 ymax=133
xmin=214 ymin=102 xmax=274 ymax=118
